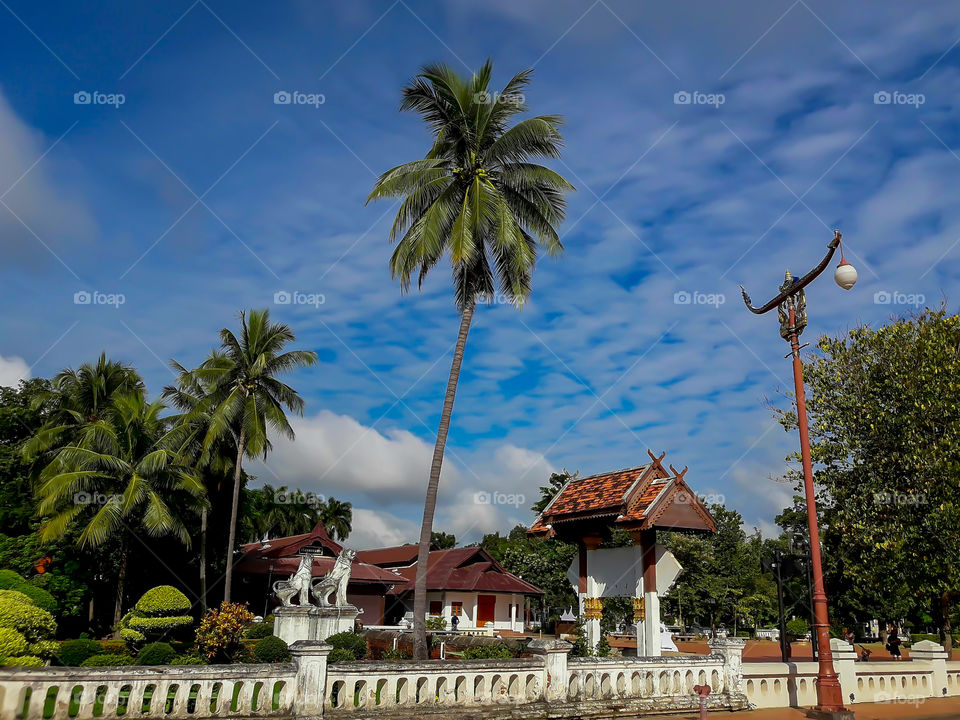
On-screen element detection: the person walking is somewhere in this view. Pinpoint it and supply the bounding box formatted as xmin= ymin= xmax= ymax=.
xmin=886 ymin=623 xmax=902 ymax=660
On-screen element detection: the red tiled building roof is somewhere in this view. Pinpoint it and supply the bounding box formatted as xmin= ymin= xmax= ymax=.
xmin=235 ymin=522 xmax=399 ymax=586
xmin=385 ymin=548 xmax=543 ymax=596
xmin=528 ymin=451 xmax=716 ymax=539
xmin=355 ymin=544 xmax=421 ymax=568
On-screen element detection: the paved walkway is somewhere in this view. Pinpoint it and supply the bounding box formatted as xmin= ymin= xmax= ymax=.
xmin=657 ymin=696 xmax=960 ymax=719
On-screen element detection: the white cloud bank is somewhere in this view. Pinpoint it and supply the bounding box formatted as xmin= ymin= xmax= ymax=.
xmin=0 ymin=355 xmax=29 ymax=388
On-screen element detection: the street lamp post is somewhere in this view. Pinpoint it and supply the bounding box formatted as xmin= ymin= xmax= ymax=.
xmin=740 ymin=230 xmax=855 ymax=720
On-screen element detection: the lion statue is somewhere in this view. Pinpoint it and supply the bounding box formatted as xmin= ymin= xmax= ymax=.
xmin=311 ymin=548 xmax=356 ymax=607
xmin=273 ymin=554 xmax=314 ymax=606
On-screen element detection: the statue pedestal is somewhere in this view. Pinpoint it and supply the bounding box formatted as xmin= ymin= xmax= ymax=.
xmin=274 ymin=606 xmax=318 ymax=645
xmin=274 ymin=604 xmax=359 ymax=644
xmin=316 ymin=605 xmax=359 ymax=641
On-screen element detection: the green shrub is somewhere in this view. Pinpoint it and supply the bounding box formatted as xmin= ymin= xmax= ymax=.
xmin=15 ymin=585 xmax=58 ymax=614
xmin=135 ymin=586 xmax=191 ymax=616
xmin=0 ymin=569 xmax=26 ymax=590
xmin=58 ymin=638 xmax=102 ymax=666
xmin=252 ymin=635 xmax=290 ymax=663
xmin=136 ymin=642 xmax=176 ymax=666
xmin=119 ymin=627 xmax=146 ymax=648
xmin=328 ymin=647 xmax=358 ymax=664
xmin=245 ymin=621 xmax=274 ymax=639
xmin=785 ymin=618 xmax=809 ymax=639
xmin=0 ymin=627 xmax=28 ymax=658
xmin=127 ymin=615 xmax=193 ymax=634
xmin=170 ymin=654 xmax=207 ymax=665
xmin=1 ymin=655 xmax=43 ymax=666
xmin=0 ymin=598 xmax=57 ymax=644
xmin=0 ymin=589 xmax=35 ymax=606
xmin=81 ymin=653 xmax=134 ymax=667
xmin=594 ymin=637 xmax=611 ymax=657
xmin=425 ymin=615 xmax=446 ymax=630
xmin=325 ymin=631 xmax=366 ymax=661
xmin=459 ymin=643 xmax=515 ymax=659
xmin=30 ymin=641 xmax=60 ymax=659
xmin=379 ymin=647 xmax=410 ymax=661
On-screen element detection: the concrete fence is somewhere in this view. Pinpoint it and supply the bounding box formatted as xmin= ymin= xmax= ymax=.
xmin=744 ymin=638 xmax=960 ymax=710
xmin=0 ymin=638 xmax=748 ymax=719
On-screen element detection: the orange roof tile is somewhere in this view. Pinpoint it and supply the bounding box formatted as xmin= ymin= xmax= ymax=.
xmin=542 ymin=464 xmax=650 ymax=517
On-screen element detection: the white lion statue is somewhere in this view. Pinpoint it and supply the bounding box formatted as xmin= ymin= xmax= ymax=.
xmin=273 ymin=554 xmax=314 ymax=606
xmin=311 ymin=548 xmax=356 ymax=607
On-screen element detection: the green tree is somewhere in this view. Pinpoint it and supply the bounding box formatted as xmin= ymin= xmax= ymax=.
xmin=368 ymin=61 xmax=573 ymax=658
xmin=775 ymin=308 xmax=960 ymax=649
xmin=22 ymin=354 xmax=143 ymax=464
xmin=430 ymin=531 xmax=457 ymax=549
xmin=175 ymin=309 xmax=317 ymax=602
xmin=33 ymin=390 xmax=204 ymax=626
xmin=320 ymin=497 xmax=353 ymax=541
xmin=531 ymin=469 xmax=577 ymax=515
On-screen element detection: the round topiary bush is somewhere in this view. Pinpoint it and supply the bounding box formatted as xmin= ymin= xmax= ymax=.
xmin=0 ymin=590 xmax=35 ymax=606
xmin=136 ymin=641 xmax=176 ymax=666
xmin=1 ymin=655 xmax=43 ymax=667
xmin=58 ymin=638 xmax=102 ymax=666
xmin=15 ymin=584 xmax=58 ymax=614
xmin=252 ymin=635 xmax=290 ymax=663
xmin=0 ymin=570 xmax=26 ymax=590
xmin=245 ymin=621 xmax=274 ymax=639
xmin=135 ymin=586 xmax=191 ymax=616
xmin=0 ymin=598 xmax=57 ymax=644
xmin=325 ymin=631 xmax=366 ymax=661
xmin=0 ymin=627 xmax=28 ymax=659
xmin=81 ymin=653 xmax=134 ymax=667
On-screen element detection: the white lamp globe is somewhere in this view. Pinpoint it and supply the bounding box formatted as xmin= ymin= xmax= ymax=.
xmin=834 ymin=259 xmax=857 ymax=290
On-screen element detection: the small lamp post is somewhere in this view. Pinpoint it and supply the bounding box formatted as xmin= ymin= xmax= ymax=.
xmin=740 ymin=230 xmax=856 ymax=720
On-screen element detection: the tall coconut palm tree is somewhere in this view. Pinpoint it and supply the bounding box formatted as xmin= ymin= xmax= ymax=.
xmin=320 ymin=496 xmax=352 ymax=541
xmin=180 ymin=309 xmax=317 ymax=602
xmin=367 ymin=60 xmax=573 ymax=658
xmin=34 ymin=390 xmax=205 ymax=626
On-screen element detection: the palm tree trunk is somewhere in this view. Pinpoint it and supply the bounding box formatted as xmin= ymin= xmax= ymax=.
xmin=199 ymin=507 xmax=208 ymax=610
xmin=112 ymin=539 xmax=129 ymax=635
xmin=223 ymin=429 xmax=247 ymax=603
xmin=413 ymin=301 xmax=475 ymax=660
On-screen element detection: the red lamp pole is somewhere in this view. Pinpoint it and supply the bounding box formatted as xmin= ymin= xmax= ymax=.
xmin=740 ymin=231 xmax=855 ymax=720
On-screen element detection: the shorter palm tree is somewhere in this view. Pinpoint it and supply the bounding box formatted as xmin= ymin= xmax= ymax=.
xmin=35 ymin=390 xmax=205 ymax=626
xmin=179 ymin=309 xmax=317 ymax=602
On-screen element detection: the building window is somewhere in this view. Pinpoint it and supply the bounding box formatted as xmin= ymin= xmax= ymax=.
xmin=451 ymin=602 xmax=463 ymax=617
xmin=429 ymin=600 xmax=442 ymax=616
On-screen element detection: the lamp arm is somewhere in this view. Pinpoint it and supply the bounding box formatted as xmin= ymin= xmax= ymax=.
xmin=740 ymin=231 xmax=842 ymax=314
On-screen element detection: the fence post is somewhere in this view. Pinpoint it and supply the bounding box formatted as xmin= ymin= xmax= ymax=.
xmin=290 ymin=640 xmax=331 ymax=717
xmin=528 ymin=638 xmax=572 ymax=701
xmin=829 ymin=637 xmax=858 ymax=704
xmin=708 ymin=637 xmax=747 ymax=701
xmin=910 ymin=639 xmax=949 ymax=700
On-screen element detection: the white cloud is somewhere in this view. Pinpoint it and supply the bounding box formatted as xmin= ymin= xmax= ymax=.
xmin=347 ymin=508 xmax=421 ymax=550
xmin=0 ymin=355 xmax=29 ymax=388
xmin=0 ymin=89 xmax=97 ymax=270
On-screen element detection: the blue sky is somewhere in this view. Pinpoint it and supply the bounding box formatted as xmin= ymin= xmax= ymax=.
xmin=1 ymin=0 xmax=958 ymax=547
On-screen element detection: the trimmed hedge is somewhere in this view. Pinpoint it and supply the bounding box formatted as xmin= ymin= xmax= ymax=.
xmin=127 ymin=615 xmax=193 ymax=633
xmin=59 ymin=639 xmax=102 ymax=666
xmin=0 ymin=590 xmax=35 ymax=606
xmin=0 ymin=598 xmax=57 ymax=644
xmin=135 ymin=586 xmax=191 ymax=616
xmin=1 ymin=655 xmax=43 ymax=666
xmin=0 ymin=627 xmax=28 ymax=658
xmin=15 ymin=584 xmax=57 ymax=614
xmin=326 ymin=631 xmax=366 ymax=661
xmin=252 ymin=635 xmax=290 ymax=663
xmin=0 ymin=570 xmax=26 ymax=590
xmin=170 ymin=655 xmax=207 ymax=665
xmin=81 ymin=653 xmax=133 ymax=667
xmin=328 ymin=647 xmax=358 ymax=664
xmin=136 ymin=642 xmax=176 ymax=666
xmin=245 ymin=621 xmax=274 ymax=639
